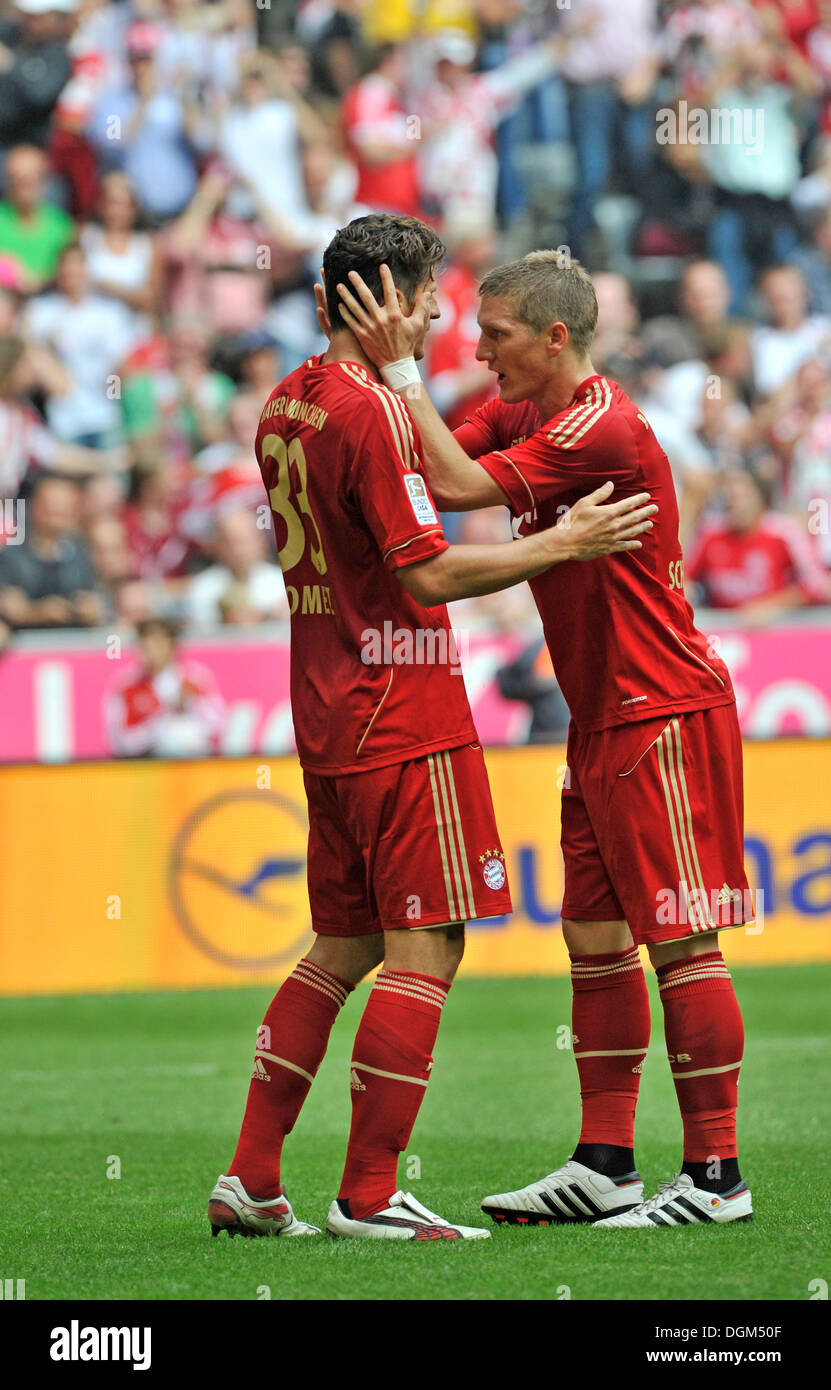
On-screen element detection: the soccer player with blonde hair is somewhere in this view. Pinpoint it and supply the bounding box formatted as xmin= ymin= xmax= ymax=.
xmin=335 ymin=246 xmax=754 ymax=1229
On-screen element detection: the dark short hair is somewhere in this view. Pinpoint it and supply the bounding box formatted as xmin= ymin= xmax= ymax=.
xmin=137 ymin=616 xmax=180 ymax=642
xmin=736 ymin=462 xmax=775 ymax=510
xmin=31 ymin=471 xmax=81 ymax=496
xmin=323 ymin=214 xmax=445 ymax=335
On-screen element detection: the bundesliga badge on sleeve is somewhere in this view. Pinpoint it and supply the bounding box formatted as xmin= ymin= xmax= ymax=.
xmin=480 ymin=850 xmax=506 ymax=891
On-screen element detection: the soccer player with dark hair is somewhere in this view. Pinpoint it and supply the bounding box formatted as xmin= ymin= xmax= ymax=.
xmin=334 ymin=247 xmax=754 ymax=1230
xmin=207 ymin=217 xmax=656 ymax=1241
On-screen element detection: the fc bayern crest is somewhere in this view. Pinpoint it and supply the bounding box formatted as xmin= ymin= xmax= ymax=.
xmin=479 ymin=849 xmax=506 ymax=891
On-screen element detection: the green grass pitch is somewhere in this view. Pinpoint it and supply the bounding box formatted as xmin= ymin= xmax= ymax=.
xmin=2 ymin=964 xmax=827 ymax=1301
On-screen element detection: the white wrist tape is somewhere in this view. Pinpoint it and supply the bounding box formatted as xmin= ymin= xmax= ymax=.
xmin=380 ymin=357 xmax=421 ymax=393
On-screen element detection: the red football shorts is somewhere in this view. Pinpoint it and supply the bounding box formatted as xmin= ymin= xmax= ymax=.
xmin=560 ymin=704 xmax=753 ymax=945
xmin=304 ymin=742 xmax=512 ymax=935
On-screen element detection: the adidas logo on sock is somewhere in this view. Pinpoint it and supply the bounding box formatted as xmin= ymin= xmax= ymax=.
xmin=350 ymin=1068 xmax=366 ymax=1092
xmin=251 ymin=1057 xmax=270 ymax=1083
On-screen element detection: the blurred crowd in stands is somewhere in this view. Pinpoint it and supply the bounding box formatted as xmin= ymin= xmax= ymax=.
xmin=1 ymin=0 xmax=830 ymax=700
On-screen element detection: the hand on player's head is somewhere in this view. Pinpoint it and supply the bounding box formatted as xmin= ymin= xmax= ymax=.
xmin=336 ymin=263 xmax=430 ymax=366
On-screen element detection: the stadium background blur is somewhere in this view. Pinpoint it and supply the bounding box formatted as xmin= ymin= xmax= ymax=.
xmin=0 ymin=0 xmax=830 ymax=998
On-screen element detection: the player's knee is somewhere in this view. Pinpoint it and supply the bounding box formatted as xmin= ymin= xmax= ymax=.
xmin=361 ymin=934 xmax=387 ymax=974
xmin=648 ymin=931 xmax=720 ymax=971
xmin=442 ymin=921 xmax=466 ymax=977
xmin=382 ymin=921 xmax=465 ymax=981
xmin=308 ymin=932 xmax=384 ymax=985
xmin=562 ymin=918 xmax=633 ymax=956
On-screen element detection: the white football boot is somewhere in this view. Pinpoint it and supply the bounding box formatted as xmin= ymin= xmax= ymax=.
xmin=208 ymin=1174 xmax=321 ymax=1238
xmin=326 ymin=1190 xmax=490 ymax=1240
xmin=592 ymin=1173 xmax=753 ymax=1228
xmin=481 ymin=1159 xmax=643 ymax=1225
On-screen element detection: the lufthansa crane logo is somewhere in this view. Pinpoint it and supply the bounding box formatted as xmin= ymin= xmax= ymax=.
xmin=168 ymin=790 xmax=312 ymax=970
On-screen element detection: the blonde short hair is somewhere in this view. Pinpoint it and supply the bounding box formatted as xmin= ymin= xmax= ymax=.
xmin=479 ymin=251 xmax=598 ymax=354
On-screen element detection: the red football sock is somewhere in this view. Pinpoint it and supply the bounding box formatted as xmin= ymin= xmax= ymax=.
xmin=657 ymin=951 xmax=744 ymax=1163
xmin=228 ymin=957 xmax=353 ymax=1195
xmin=338 ymin=969 xmax=449 ymax=1219
xmin=570 ymin=947 xmax=651 ymax=1148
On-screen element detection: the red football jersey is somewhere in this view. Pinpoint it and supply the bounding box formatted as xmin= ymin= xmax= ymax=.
xmin=256 ymin=356 xmax=477 ymax=774
xmin=457 ymin=376 xmax=736 ymax=732
xmin=342 ymin=76 xmax=421 ymax=217
xmin=105 ymin=659 xmax=225 ymax=757
xmin=685 ymin=513 xmax=829 ymax=608
xmin=455 ymin=395 xmax=539 ymax=456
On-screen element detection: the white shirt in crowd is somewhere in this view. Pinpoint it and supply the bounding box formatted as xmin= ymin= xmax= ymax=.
xmin=185 ymin=561 xmax=288 ymax=627
xmin=649 ymin=359 xmax=711 ymax=431
xmin=81 ymin=225 xmax=153 ymax=294
xmin=219 ymin=99 xmax=308 ymax=225
xmin=80 ymin=224 xmax=154 ymax=337
xmin=23 ymin=292 xmax=138 ymax=441
xmin=559 ymin=0 xmax=658 ymax=84
xmin=751 ymin=317 xmax=831 ymax=397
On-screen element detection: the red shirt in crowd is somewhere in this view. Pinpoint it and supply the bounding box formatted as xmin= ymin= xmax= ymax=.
xmin=105 ymin=659 xmax=225 ymax=756
xmin=342 ymin=74 xmax=421 ymax=217
xmin=123 ymin=497 xmax=193 ymax=580
xmin=685 ymin=512 xmax=829 ymax=608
